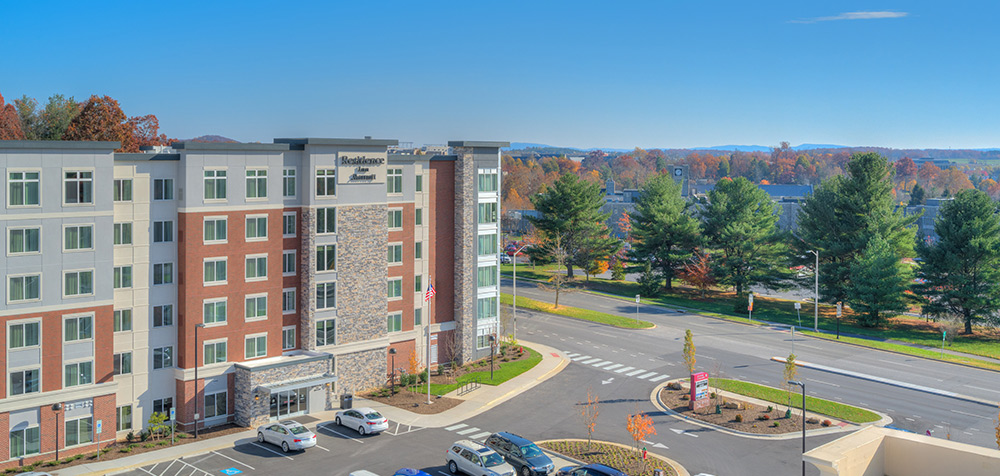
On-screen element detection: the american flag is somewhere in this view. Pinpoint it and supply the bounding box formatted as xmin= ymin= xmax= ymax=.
xmin=424 ymin=281 xmax=436 ymax=302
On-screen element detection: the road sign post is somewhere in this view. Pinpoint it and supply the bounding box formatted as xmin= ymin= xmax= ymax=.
xmin=836 ymin=302 xmax=842 ymax=339
xmin=794 ymin=301 xmax=802 ymax=327
xmin=635 ymin=294 xmax=640 ymax=326
xmin=170 ymin=407 xmax=176 ymax=444
xmin=748 ymin=293 xmax=754 ymax=321
xmin=96 ymin=419 xmax=102 ymax=460
xmin=942 ymin=330 xmax=946 ymax=358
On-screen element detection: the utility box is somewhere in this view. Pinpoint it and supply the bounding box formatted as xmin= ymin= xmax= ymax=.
xmin=340 ymin=393 xmax=353 ymax=409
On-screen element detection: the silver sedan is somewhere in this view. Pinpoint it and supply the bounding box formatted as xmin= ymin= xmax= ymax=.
xmin=256 ymin=420 xmax=317 ymax=452
xmin=335 ymin=407 xmax=389 ymax=435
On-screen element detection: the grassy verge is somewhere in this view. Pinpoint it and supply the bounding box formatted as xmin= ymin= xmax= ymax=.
xmin=540 ymin=440 xmax=676 ymax=476
xmin=500 ymin=293 xmax=654 ymax=329
xmin=710 ymin=378 xmax=881 ymax=423
xmin=409 ymin=346 xmax=543 ymax=395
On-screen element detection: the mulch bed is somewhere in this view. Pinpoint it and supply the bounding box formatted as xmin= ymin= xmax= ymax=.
xmin=540 ymin=440 xmax=676 ymax=476
xmin=659 ymin=386 xmax=826 ymax=435
xmin=363 ymin=391 xmax=465 ymax=414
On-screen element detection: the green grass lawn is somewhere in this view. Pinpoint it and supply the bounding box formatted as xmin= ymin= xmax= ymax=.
xmin=407 ymin=346 xmax=543 ymax=395
xmin=710 ymin=378 xmax=881 ymax=423
xmin=500 ymin=293 xmax=654 ymax=329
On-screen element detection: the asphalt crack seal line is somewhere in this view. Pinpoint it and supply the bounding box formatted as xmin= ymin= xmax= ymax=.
xmin=771 ymin=356 xmax=999 ymax=407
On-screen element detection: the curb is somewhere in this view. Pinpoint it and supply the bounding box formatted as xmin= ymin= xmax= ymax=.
xmin=536 ymin=438 xmax=690 ymax=476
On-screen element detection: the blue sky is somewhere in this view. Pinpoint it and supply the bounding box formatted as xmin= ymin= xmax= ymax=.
xmin=2 ymin=1 xmax=998 ymax=149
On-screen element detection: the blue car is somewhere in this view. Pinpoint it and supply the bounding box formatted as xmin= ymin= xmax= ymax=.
xmin=556 ymin=464 xmax=627 ymax=476
xmin=394 ymin=470 xmax=432 ymax=476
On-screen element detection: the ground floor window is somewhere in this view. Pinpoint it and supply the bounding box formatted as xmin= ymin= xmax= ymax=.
xmin=117 ymin=405 xmax=132 ymax=431
xmin=65 ymin=416 xmax=93 ymax=447
xmin=153 ymin=397 xmax=173 ymax=420
xmin=205 ymin=391 xmax=227 ymax=419
xmin=10 ymin=426 xmax=40 ymax=458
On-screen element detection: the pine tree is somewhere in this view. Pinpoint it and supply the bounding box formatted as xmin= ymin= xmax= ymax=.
xmin=847 ymin=235 xmax=912 ymax=327
xmin=630 ymin=173 xmax=700 ymax=290
xmin=917 ymin=189 xmax=1000 ymax=334
xmin=702 ymin=177 xmax=790 ymax=297
xmin=909 ymin=183 xmax=927 ymax=206
xmin=637 ymin=262 xmax=660 ymax=296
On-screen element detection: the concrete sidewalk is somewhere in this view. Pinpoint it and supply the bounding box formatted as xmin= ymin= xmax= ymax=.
xmin=56 ymin=339 xmax=567 ymax=476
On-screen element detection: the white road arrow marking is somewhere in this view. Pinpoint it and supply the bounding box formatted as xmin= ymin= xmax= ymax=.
xmin=653 ymin=442 xmax=668 ymax=449
xmin=671 ymin=428 xmax=698 ymax=437
xmin=602 ymin=378 xmax=614 ymax=385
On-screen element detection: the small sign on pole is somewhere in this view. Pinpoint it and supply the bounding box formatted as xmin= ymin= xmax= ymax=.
xmin=635 ymin=294 xmax=640 ymax=304
xmin=96 ymin=420 xmax=102 ymax=435
xmin=942 ymin=330 xmax=946 ymax=358
xmin=836 ymin=301 xmax=842 ymax=339
xmin=747 ymin=293 xmax=754 ymax=321
xmin=96 ymin=420 xmax=103 ymax=460
xmin=794 ymin=302 xmax=802 ymax=326
xmin=170 ymin=407 xmax=176 ymax=444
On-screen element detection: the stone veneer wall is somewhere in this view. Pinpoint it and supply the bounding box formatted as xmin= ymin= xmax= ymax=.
xmin=300 ymin=207 xmax=317 ymax=350
xmin=336 ymin=204 xmax=389 ymax=345
xmin=335 ymin=348 xmax=385 ymax=395
xmin=451 ymin=147 xmax=477 ymax=364
xmin=234 ymin=358 xmax=332 ymax=428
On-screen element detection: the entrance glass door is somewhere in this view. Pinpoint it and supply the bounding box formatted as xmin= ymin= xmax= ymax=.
xmin=269 ymin=387 xmax=309 ymax=420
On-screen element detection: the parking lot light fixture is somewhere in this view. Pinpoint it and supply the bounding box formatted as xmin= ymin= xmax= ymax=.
xmin=788 ymin=380 xmax=806 ymax=476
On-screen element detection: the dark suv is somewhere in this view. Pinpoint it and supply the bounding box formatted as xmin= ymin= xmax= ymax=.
xmin=485 ymin=432 xmax=554 ymax=476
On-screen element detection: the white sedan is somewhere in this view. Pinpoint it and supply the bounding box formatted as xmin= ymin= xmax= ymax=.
xmin=335 ymin=407 xmax=389 ymax=435
xmin=256 ymin=420 xmax=317 ymax=452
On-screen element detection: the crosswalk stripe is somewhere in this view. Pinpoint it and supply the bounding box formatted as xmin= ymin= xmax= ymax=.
xmin=445 ymin=423 xmax=468 ymax=431
xmin=636 ymin=372 xmax=658 ymax=379
xmin=581 ymin=358 xmax=602 ymax=364
xmin=572 ymin=355 xmax=592 ymax=362
xmin=592 ymin=361 xmax=613 ymax=368
xmin=604 ymin=364 xmax=623 ymax=371
xmin=566 ymin=353 xmax=580 ymax=358
xmin=626 ymin=369 xmax=646 ymax=376
xmin=649 ymin=374 xmax=670 ymax=382
xmin=615 ymin=366 xmax=636 ymax=374
xmin=456 ymin=427 xmax=480 ymax=435
xmin=470 ymin=432 xmax=492 ymax=440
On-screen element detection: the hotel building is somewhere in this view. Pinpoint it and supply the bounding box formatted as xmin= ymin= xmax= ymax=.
xmin=0 ymin=137 xmax=506 ymax=468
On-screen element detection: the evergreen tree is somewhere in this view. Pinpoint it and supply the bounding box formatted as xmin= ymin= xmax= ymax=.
xmin=630 ymin=173 xmax=700 ymax=290
xmin=528 ymin=173 xmax=620 ymax=277
xmin=702 ymin=177 xmax=790 ymax=297
xmin=637 ymin=262 xmax=661 ymax=296
xmin=917 ymin=190 xmax=1000 ymax=334
xmin=909 ymin=183 xmax=927 ymax=206
xmin=797 ymin=152 xmax=918 ymax=303
xmin=847 ymin=235 xmax=912 ymax=327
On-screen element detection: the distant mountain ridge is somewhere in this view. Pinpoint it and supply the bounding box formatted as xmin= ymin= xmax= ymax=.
xmin=186 ymin=134 xmax=238 ymax=143
xmin=505 ymin=142 xmax=850 ymax=153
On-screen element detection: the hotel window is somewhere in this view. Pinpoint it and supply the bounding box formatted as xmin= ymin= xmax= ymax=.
xmin=113 ymin=352 xmax=132 ymax=375
xmin=65 ymin=416 xmax=93 ymax=447
xmin=282 ymin=250 xmax=296 ymax=275
xmin=478 ymin=202 xmax=497 ymax=224
xmin=153 ymin=178 xmax=174 ymax=200
xmin=282 ymin=326 xmax=296 ymax=350
xmin=153 ymin=263 xmax=173 ymax=285
xmin=246 ymin=216 xmax=268 ymax=240
xmin=153 ymin=398 xmax=173 ymax=419
xmin=316 ymin=282 xmax=336 ymax=309
xmin=114 ymin=309 xmax=132 ymax=332
xmin=204 ymin=217 xmax=227 ymax=243
xmin=415 ymin=174 xmax=423 ymax=192
xmin=317 ymin=245 xmax=336 ymax=272
xmin=245 ymin=294 xmax=267 ymax=321
xmin=204 ymin=258 xmax=227 ymax=284
xmin=204 ymin=170 xmax=227 ymax=200
xmin=8 ymin=274 xmax=41 ymax=302
xmin=387 ymin=168 xmax=403 ymax=194
xmin=477 ymin=265 xmax=498 ymax=288
xmin=117 ymin=406 xmax=133 ymax=431
xmin=245 ymin=334 xmax=267 ymax=359
xmin=414 ymin=308 xmax=422 ymax=326
xmin=317 ymin=207 xmax=336 ymax=234
xmin=477 ymin=332 xmax=491 ymax=350
xmin=415 ymin=275 xmax=422 ymax=292
xmin=9 ymin=426 xmax=41 ymax=458
xmin=316 ymin=169 xmax=336 ymax=197
xmin=153 ymin=346 xmax=173 ymax=369
xmin=415 ymin=208 xmax=422 ymax=226
xmin=113 ymin=223 xmax=132 ymax=245
xmin=152 ymin=304 xmax=174 ymax=327
xmin=64 ymin=270 xmax=94 ymax=296
xmin=8 ymin=227 xmax=40 ymax=254
xmin=9 ymin=321 xmax=40 ymax=348
xmin=387 ymin=312 xmax=402 ymax=333
xmin=203 ymin=299 xmax=227 ymax=325
xmin=283 ymin=168 xmax=296 ymax=197
xmin=246 ymin=169 xmax=267 ymax=199
xmin=246 ymin=255 xmax=268 ymax=281
xmin=204 ymin=341 xmax=227 ymax=365
xmin=415 ymin=241 xmax=422 ymax=259
xmin=64 ymin=171 xmax=93 ymax=204
xmin=282 ymin=212 xmax=296 ymax=237
xmin=64 ymin=361 xmax=93 ymax=387
xmin=9 ymin=368 xmax=40 ymax=395
xmin=388 ymin=209 xmax=403 ymax=229
xmin=316 ymin=319 xmax=336 ymax=346
xmin=477 ymin=296 xmax=498 ymax=320
xmin=282 ymin=289 xmax=296 ymax=314
xmin=114 ymin=178 xmax=132 ymax=201
xmin=387 ymin=278 xmax=402 ymax=299
xmin=205 ymin=391 xmax=227 ymax=418
xmin=114 ymin=265 xmax=133 ymax=289
xmin=388 ymin=244 xmax=403 ymax=265
xmin=478 ymin=169 xmax=498 ymax=193
xmin=153 ymin=220 xmax=174 ymax=243
xmin=8 ymin=171 xmax=40 ymax=206
xmin=478 ymin=233 xmax=497 ymax=256
xmin=64 ymin=225 xmax=94 ymax=250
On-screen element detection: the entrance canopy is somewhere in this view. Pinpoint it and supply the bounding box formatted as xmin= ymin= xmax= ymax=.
xmin=259 ymin=374 xmax=337 ymax=394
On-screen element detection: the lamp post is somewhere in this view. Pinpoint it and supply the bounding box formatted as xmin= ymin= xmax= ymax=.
xmin=389 ymin=348 xmax=397 ymax=395
xmin=788 ymin=380 xmax=806 ymax=476
xmin=489 ymin=335 xmax=496 ymax=381
xmin=52 ymin=403 xmax=63 ymax=461
xmin=194 ymin=323 xmax=205 ymax=438
xmin=806 ymin=250 xmax=819 ymax=332
xmin=512 ymin=244 xmax=529 ymax=342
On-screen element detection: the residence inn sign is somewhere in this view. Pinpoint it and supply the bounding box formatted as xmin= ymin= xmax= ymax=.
xmin=338 ymin=152 xmax=387 ymax=184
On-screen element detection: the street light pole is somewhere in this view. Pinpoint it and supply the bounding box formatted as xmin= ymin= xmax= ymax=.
xmin=512 ymin=244 xmax=529 ymax=342
xmin=807 ymin=250 xmax=819 ymax=332
xmin=389 ymin=348 xmax=397 ymax=396
xmin=788 ymin=380 xmax=806 ymax=476
xmin=489 ymin=335 xmax=496 ymax=381
xmin=194 ymin=323 xmax=205 ymax=438
xmin=52 ymin=403 xmax=63 ymax=461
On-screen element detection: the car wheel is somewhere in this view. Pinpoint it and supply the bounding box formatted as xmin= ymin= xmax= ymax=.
xmin=335 ymin=416 xmax=341 ymax=426
xmin=448 ymin=460 xmax=459 ymax=474
xmin=358 ymin=425 xmax=366 ymax=435
xmin=282 ymin=441 xmax=290 ymax=453
xmin=257 ymin=432 xmax=264 ymax=443
xmin=521 ymin=466 xmax=532 ymax=476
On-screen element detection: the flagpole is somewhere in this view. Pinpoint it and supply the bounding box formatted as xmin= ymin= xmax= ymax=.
xmin=427 ymin=276 xmax=432 ymax=405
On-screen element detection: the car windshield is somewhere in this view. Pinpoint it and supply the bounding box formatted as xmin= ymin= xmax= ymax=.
xmin=482 ymin=452 xmax=505 ymax=467
xmin=365 ymin=412 xmax=383 ymax=420
xmin=288 ymin=426 xmax=310 ymax=435
xmin=520 ymin=444 xmax=544 ymax=458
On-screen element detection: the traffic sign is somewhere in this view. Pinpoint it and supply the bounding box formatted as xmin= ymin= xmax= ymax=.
xmin=170 ymin=407 xmax=175 ymax=421
xmin=836 ymin=301 xmax=842 ymax=317
xmin=794 ymin=302 xmax=801 ymax=310
xmin=635 ymin=294 xmax=640 ymax=304
xmin=96 ymin=420 xmax=102 ymax=435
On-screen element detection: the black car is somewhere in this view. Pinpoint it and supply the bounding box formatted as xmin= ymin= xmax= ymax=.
xmin=484 ymin=432 xmax=554 ymax=476
xmin=555 ymin=464 xmax=627 ymax=476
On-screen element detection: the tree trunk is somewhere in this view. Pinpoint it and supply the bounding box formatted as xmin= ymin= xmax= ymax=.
xmin=965 ymin=316 xmax=973 ymax=334
xmin=662 ymin=263 xmax=673 ymax=290
xmin=554 ymin=287 xmax=560 ymax=309
xmin=566 ymin=264 xmax=574 ymax=278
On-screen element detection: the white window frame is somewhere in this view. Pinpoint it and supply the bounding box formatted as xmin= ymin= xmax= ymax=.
xmin=478 ymin=202 xmax=498 ymax=224
xmin=204 ymin=257 xmax=228 ymax=286
xmin=114 ymin=178 xmax=133 ymax=202
xmin=388 ymin=243 xmax=403 ymax=266
xmin=63 ymin=269 xmax=95 ymax=298
xmin=244 ymin=293 xmax=268 ymax=322
xmin=316 ymin=168 xmax=336 ymax=197
xmin=388 ymin=208 xmax=403 ymax=230
xmin=282 ymin=288 xmax=296 ymax=315
xmin=152 ymin=397 xmax=173 ymax=419
xmin=63 ymin=224 xmax=95 ymax=252
xmin=152 ymin=346 xmax=174 ymax=370
xmin=113 ymin=351 xmax=132 ymax=375
xmin=316 ymin=319 xmax=336 ymax=347
xmin=245 ymin=253 xmax=268 ymax=282
xmin=7 ymin=169 xmax=41 ymax=208
xmin=282 ymin=168 xmax=297 ymax=198
xmin=7 ymin=273 xmax=41 ymax=304
xmin=9 ymin=425 xmax=41 ymax=458
xmin=478 ymin=232 xmax=498 ymax=257
xmin=204 ymin=390 xmax=228 ymax=419
xmin=152 ymin=304 xmax=174 ymax=328
xmin=317 ymin=207 xmax=336 ymax=234
xmin=316 ymin=244 xmax=336 ymax=272
xmin=63 ymin=313 xmax=94 ymax=342
xmin=387 ymin=168 xmax=403 ymax=194
xmin=203 ymin=216 xmax=228 ymax=244
xmin=9 ymin=367 xmax=41 ymax=396
xmin=282 ymin=212 xmax=296 ymax=238
xmin=63 ymin=360 xmax=94 ymax=388
xmin=244 ymin=333 xmax=267 ymax=360
xmin=316 ymin=282 xmax=336 ymax=310
xmin=113 ymin=265 xmax=133 ymax=289
xmin=282 ymin=326 xmax=296 ymax=350
xmin=478 ymin=168 xmax=499 ymax=193
xmin=8 ymin=226 xmax=41 ymax=255
xmin=152 ymin=178 xmax=174 ymax=201
xmin=415 ymin=241 xmax=422 ymax=260
xmin=245 ymin=168 xmax=268 ymax=200
xmin=203 ymin=338 xmax=228 ymax=365
xmin=203 ymin=168 xmax=228 ymax=201
xmin=282 ymin=250 xmax=296 ymax=276
xmin=387 ymin=312 xmax=402 ymax=333
xmin=245 ymin=214 xmax=268 ymax=242
xmin=117 ymin=405 xmax=133 ymax=432
xmin=63 ymin=170 xmax=94 ymax=206
xmin=113 ymin=309 xmax=132 ymax=332
xmin=8 ymin=319 xmax=41 ymax=349
xmin=113 ymin=222 xmax=132 ymax=246
xmin=387 ymin=277 xmax=403 ymax=300
xmin=477 ymin=264 xmax=498 ymax=289
xmin=203 ymin=298 xmax=228 ymax=326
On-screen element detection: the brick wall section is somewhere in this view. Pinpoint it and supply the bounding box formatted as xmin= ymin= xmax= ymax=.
xmin=174 ymin=377 xmax=204 ymax=431
xmin=387 ymin=340 xmax=417 ymax=376
xmin=388 ymin=203 xmax=415 ymax=330
xmin=0 ymin=412 xmax=7 ymax=463
xmin=336 ymin=204 xmax=388 ymax=346
xmin=336 ymin=348 xmax=385 ymax=395
xmin=450 ymin=149 xmax=477 ymax=364
xmin=429 ymin=161 xmax=456 ymax=327
xmin=282 ymin=208 xmax=302 ymax=337
xmin=0 ymin=394 xmax=116 ymax=471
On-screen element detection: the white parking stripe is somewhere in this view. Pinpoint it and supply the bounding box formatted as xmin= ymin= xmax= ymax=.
xmin=636 ymin=372 xmax=658 ymax=379
xmin=592 ymin=361 xmax=613 ymax=368
xmin=616 ymin=366 xmax=636 ymax=373
xmin=581 ymin=358 xmax=602 ymax=364
xmin=456 ymin=427 xmax=480 ymax=435
xmin=649 ymin=374 xmax=670 ymax=382
xmin=317 ymin=424 xmax=365 ymax=443
xmin=445 ymin=423 xmax=468 ymax=431
xmin=212 ymin=451 xmax=256 ymax=470
xmin=626 ymin=369 xmax=646 ymax=376
xmin=470 ymin=431 xmax=492 ymax=440
xmin=315 ymin=444 xmax=331 ymax=451
xmin=604 ymin=364 xmax=623 ymax=371
xmin=139 ymin=468 xmax=157 ymax=476
xmin=250 ymin=442 xmax=295 ymax=460
xmin=572 ymin=355 xmax=592 ymax=361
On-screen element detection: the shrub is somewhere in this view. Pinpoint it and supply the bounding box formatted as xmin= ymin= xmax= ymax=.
xmin=126 ymin=430 xmax=136 ymax=443
xmin=772 ymin=422 xmax=779 ymax=428
xmin=759 ymin=414 xmax=770 ymax=421
xmin=710 ymin=392 xmax=717 ymax=399
xmin=144 ymin=443 xmax=155 ymax=448
xmin=766 ymin=405 xmax=773 ymax=412
xmin=120 ymin=447 xmax=133 ymax=453
xmin=822 ymin=420 xmax=832 ymax=427
xmin=734 ymin=414 xmax=743 ymax=423
xmin=419 ymin=369 xmax=428 ymax=383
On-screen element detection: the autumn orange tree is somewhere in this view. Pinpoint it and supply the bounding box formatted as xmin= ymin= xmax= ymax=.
xmin=0 ymin=92 xmax=26 ymax=140
xmin=679 ymin=249 xmax=715 ymax=297
xmin=626 ymin=411 xmax=656 ymax=458
xmin=580 ymin=387 xmax=600 ymax=451
xmin=407 ymin=349 xmax=420 ymax=375
xmin=63 ymin=95 xmax=171 ymax=152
